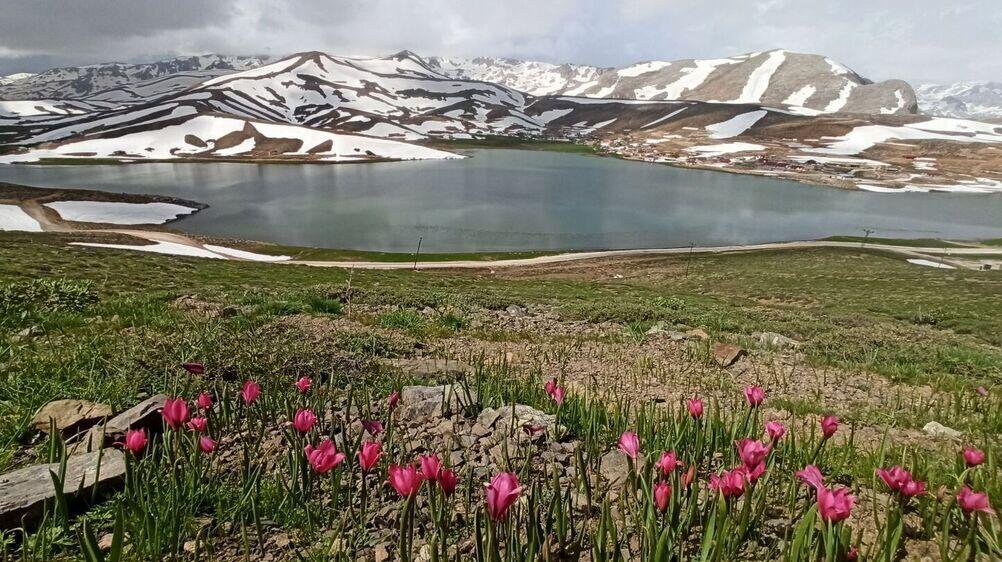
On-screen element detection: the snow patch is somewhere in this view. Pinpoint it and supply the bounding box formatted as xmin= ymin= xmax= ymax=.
xmin=0 ymin=204 xmax=43 ymax=232
xmin=44 ymin=201 xmax=198 ymax=225
xmin=906 ymin=259 xmax=955 ymax=270
xmin=203 ymin=245 xmax=292 ymax=262
xmin=823 ymin=81 xmax=857 ymax=113
xmin=70 ymin=241 xmax=226 ymax=259
xmin=617 ymin=61 xmax=671 ymax=78
xmin=732 ymin=50 xmax=786 ymax=103
xmin=685 ymin=142 xmax=765 ymax=157
xmin=783 ymin=85 xmax=816 ymax=107
xmin=705 ymin=110 xmax=767 ymax=139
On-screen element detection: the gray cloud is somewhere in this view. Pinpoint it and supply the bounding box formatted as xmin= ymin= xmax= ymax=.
xmin=0 ymin=0 xmax=998 ymax=84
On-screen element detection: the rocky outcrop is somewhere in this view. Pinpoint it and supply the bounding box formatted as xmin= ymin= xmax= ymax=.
xmin=31 ymin=399 xmax=111 ymax=435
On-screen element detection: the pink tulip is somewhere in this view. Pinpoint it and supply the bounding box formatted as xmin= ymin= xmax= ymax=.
xmin=765 ymin=421 xmax=786 ymax=442
xmin=551 ymin=386 xmax=565 ymax=406
xmin=847 ymin=547 xmax=859 ymax=561
xmin=305 ymin=439 xmax=346 ymax=474
xmin=161 ymin=397 xmax=190 ymax=430
xmin=653 ymin=481 xmax=671 ymax=512
xmin=975 ymin=386 xmax=988 ymax=397
xmin=737 ymin=461 xmax=767 ymax=484
xmin=654 ymin=451 xmax=682 ymax=475
xmin=420 ymin=454 xmax=442 ymax=482
xmin=361 ymin=419 xmax=384 ymax=436
xmin=744 ymin=385 xmax=765 ymax=407
xmin=820 ymin=415 xmax=839 ymax=439
xmin=186 ymin=416 xmax=208 ymax=432
xmin=796 ymin=465 xmax=825 ymax=491
xmin=196 ymin=391 xmax=213 ymax=410
xmin=544 ymin=378 xmax=558 ymax=396
xmin=358 ymin=441 xmax=383 ymax=472
xmin=198 ymin=436 xmax=216 ymax=454
xmin=681 ymin=465 xmax=696 ymax=488
xmin=688 ymin=398 xmax=704 ymax=419
xmin=440 ymin=469 xmax=458 ymax=496
xmin=241 ymin=380 xmax=261 ymax=404
xmin=296 ymin=376 xmax=312 ymax=393
xmin=387 ymin=464 xmax=423 ymax=497
xmin=617 ymin=431 xmax=640 ymax=459
xmin=709 ymin=468 xmax=746 ymax=498
xmin=817 ymin=486 xmax=855 ymax=522
xmin=387 ymin=390 xmax=400 ymax=412
xmin=486 ymin=472 xmax=522 ymax=521
xmin=963 ymin=447 xmax=985 ymax=467
xmin=121 ymin=429 xmax=147 ymax=454
xmin=292 ymin=409 xmax=317 ymax=433
xmin=956 ymin=487 xmax=995 ymax=515
xmin=182 ymin=362 xmax=205 ymax=374
xmin=900 ymin=479 xmax=926 ymax=498
xmin=877 ymin=466 xmax=915 ymax=493
xmin=735 ymin=438 xmax=771 ymax=469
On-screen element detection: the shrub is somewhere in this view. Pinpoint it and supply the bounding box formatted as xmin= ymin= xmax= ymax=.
xmin=0 ymin=278 xmax=98 ymax=317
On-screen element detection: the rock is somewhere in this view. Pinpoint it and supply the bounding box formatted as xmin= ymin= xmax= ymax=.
xmin=505 ymin=305 xmax=526 ymax=318
xmin=599 ymin=450 xmax=644 ymax=488
xmin=712 ymin=343 xmax=746 ymax=367
xmin=400 ymin=385 xmax=477 ymax=418
xmin=32 ymin=399 xmax=111 ymax=435
xmin=685 ymin=328 xmax=710 ymax=340
xmin=476 ymin=404 xmax=558 ymax=439
xmin=374 ymin=544 xmax=391 ymax=562
xmin=98 ymin=533 xmax=114 ymax=551
xmin=922 ymin=421 xmax=962 ymax=440
xmin=645 ymin=321 xmax=666 ymax=336
xmin=752 ymin=331 xmax=801 ymax=350
xmin=75 ymin=395 xmax=167 ymax=453
xmin=0 ymin=448 xmax=126 ymax=528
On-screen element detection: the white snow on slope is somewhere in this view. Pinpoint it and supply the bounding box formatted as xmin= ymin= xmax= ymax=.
xmin=0 ymin=204 xmax=43 ymax=231
xmin=806 ymin=117 xmax=1002 ymax=156
xmin=705 ymin=110 xmax=768 ymax=139
xmin=823 ymin=81 xmax=857 ymax=113
xmin=0 ymin=100 xmax=88 ymax=118
xmin=215 ymin=138 xmax=256 ymax=156
xmin=617 ymin=61 xmax=671 ymax=78
xmin=880 ymin=90 xmax=907 ymax=115
xmin=783 ymin=85 xmax=816 ymax=107
xmin=203 ymin=245 xmax=292 ymax=262
xmin=906 ymin=259 xmax=955 ymax=269
xmin=733 ymin=50 xmax=786 ymax=103
xmin=685 ymin=142 xmax=765 ymax=157
xmin=641 ymin=107 xmax=688 ymax=129
xmin=637 ymin=58 xmax=740 ymax=100
xmin=44 ymin=201 xmax=198 ymax=224
xmin=70 ymin=241 xmax=226 ymax=259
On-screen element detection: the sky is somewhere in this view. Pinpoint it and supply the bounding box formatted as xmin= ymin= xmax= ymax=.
xmin=0 ymin=0 xmax=999 ymax=84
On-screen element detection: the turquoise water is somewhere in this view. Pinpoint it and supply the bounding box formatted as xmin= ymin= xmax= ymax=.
xmin=2 ymin=149 xmax=1001 ymax=252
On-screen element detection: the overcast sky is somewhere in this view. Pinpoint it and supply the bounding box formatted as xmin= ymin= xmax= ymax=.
xmin=0 ymin=0 xmax=999 ymax=84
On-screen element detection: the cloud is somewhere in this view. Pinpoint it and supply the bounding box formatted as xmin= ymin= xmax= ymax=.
xmin=0 ymin=0 xmax=998 ymax=84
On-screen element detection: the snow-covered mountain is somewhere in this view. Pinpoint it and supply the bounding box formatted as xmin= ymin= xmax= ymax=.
xmin=0 ymin=55 xmax=274 ymax=101
xmin=0 ymin=73 xmax=35 ymax=86
xmin=428 ymin=49 xmax=917 ymax=116
xmin=916 ymin=82 xmax=1002 ymax=121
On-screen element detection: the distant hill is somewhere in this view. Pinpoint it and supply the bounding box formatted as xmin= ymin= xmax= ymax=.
xmin=916 ymin=82 xmax=1002 ymax=121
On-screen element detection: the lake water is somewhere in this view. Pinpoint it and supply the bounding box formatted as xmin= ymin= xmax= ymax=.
xmin=2 ymin=149 xmax=1002 ymax=253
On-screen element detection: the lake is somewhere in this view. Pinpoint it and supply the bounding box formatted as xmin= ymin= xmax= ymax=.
xmin=2 ymin=149 xmax=1002 ymax=253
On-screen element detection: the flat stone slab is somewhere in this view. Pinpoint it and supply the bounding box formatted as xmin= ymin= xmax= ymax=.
xmin=0 ymin=448 xmax=126 ymax=528
xmin=400 ymin=384 xmax=478 ymax=419
xmin=477 ymin=404 xmax=559 ymax=440
xmin=385 ymin=358 xmax=474 ymax=377
xmin=75 ymin=394 xmax=166 ymax=454
xmin=712 ymin=342 xmax=746 ymax=367
xmin=32 ymin=399 xmax=111 ymax=435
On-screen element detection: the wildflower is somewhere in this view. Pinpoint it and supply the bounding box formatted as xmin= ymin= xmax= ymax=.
xmin=544 ymin=378 xmax=557 ymax=396
xmin=292 ymin=409 xmax=317 ymax=433
xmin=358 ymin=441 xmax=383 ymax=472
xmin=182 ymin=362 xmax=205 ymax=374
xmin=817 ymin=486 xmax=855 ymax=522
xmin=709 ymin=468 xmax=746 ymax=498
xmin=196 ymin=391 xmax=213 ymax=410
xmin=186 ymin=416 xmax=208 ymax=432
xmin=795 ymin=464 xmax=825 ymax=491
xmin=305 ymin=439 xmax=346 ymax=474
xmin=765 ymin=421 xmax=786 ymax=442
xmin=241 ymin=380 xmax=261 ymax=404
xmin=847 ymin=546 xmax=859 ymax=561
xmin=420 ymin=454 xmax=442 ymax=482
xmin=387 ymin=464 xmax=423 ymax=497
xmin=820 ymin=415 xmax=839 ymax=439
xmin=653 ymin=481 xmax=671 ymax=512
xmin=617 ymin=431 xmax=640 ymax=459
xmin=877 ymin=466 xmax=925 ymax=497
xmin=551 ymin=386 xmax=565 ymax=406
xmin=956 ymin=487 xmax=995 ymax=515
xmin=654 ymin=451 xmax=682 ymax=475
xmin=681 ymin=464 xmax=696 ymax=488
xmin=387 ymin=390 xmax=400 ymax=412
xmin=296 ymin=376 xmax=312 ymax=393
xmin=688 ymin=398 xmax=704 ymax=419
xmin=735 ymin=438 xmax=771 ymax=468
xmin=975 ymin=386 xmax=988 ymax=397
xmin=161 ymin=397 xmax=190 ymax=430
xmin=900 ymin=479 xmax=927 ymax=498
xmin=963 ymin=447 xmax=985 ymax=467
xmin=121 ymin=429 xmax=147 ymax=454
xmin=744 ymin=385 xmax=765 ymax=407
xmin=738 ymin=461 xmax=767 ymax=484
xmin=198 ymin=436 xmax=216 ymax=454
xmin=486 ymin=472 xmax=522 ymax=520
xmin=361 ymin=419 xmax=384 ymax=436
xmin=440 ymin=469 xmax=458 ymax=496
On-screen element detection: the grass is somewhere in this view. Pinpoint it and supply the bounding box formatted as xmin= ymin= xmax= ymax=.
xmin=822 ymin=236 xmax=974 ymax=248
xmin=218 ymin=240 xmax=558 ymax=263
xmin=423 ymin=135 xmax=596 ymax=154
xmin=1 ymin=231 xmax=1000 ymax=559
